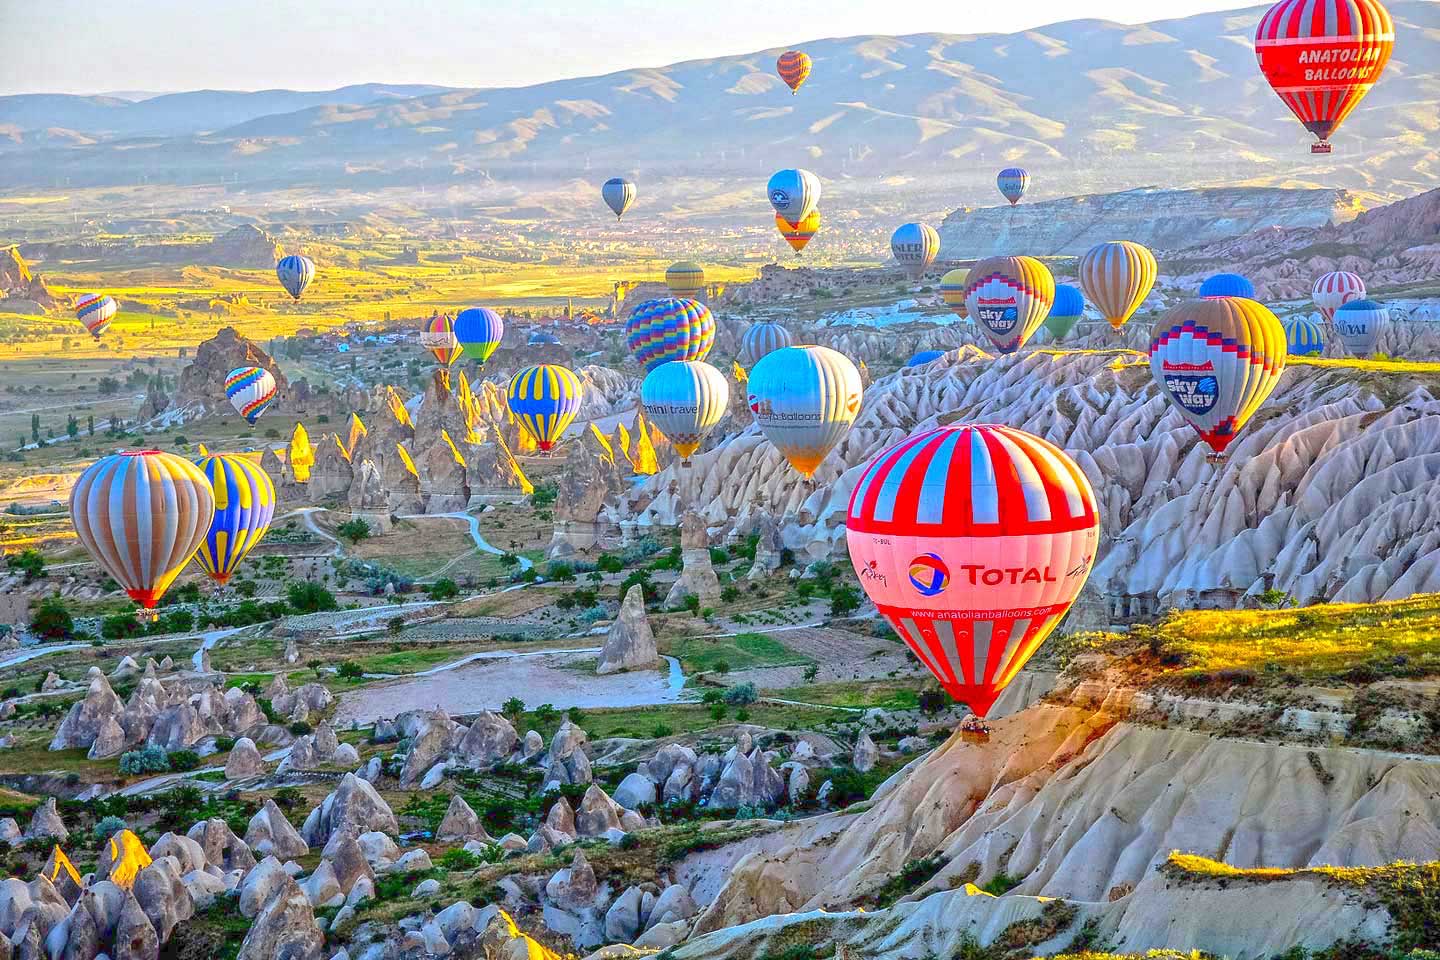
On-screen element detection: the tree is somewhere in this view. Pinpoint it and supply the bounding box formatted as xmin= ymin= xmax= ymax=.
xmin=97 ymin=377 xmax=120 ymax=395
xmin=428 ymin=578 xmax=459 ymax=601
xmin=501 ymin=697 xmax=526 ymax=724
xmin=30 ymin=414 xmax=39 ymax=443
xmin=387 ymin=616 xmax=405 ymax=637
xmin=723 ymin=682 xmax=758 ymax=706
xmin=286 ymin=581 xmax=337 ymax=613
xmin=65 ymin=416 xmax=78 ymax=440
xmin=337 ymin=518 xmax=371 ymax=544
xmin=7 ymin=549 xmax=45 ymax=583
xmin=30 ymin=595 xmax=73 ymax=640
xmin=337 ymin=661 xmax=364 ymax=680
xmin=829 ymin=585 xmax=861 ymax=617
xmin=87 ymin=415 xmax=94 ymax=436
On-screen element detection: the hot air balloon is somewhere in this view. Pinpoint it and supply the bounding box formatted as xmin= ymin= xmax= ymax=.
xmin=640 ymin=361 xmax=729 ymax=462
xmin=420 ymin=312 xmax=463 ymax=366
xmin=747 ymin=345 xmax=862 ymax=477
xmin=846 ymin=423 xmax=1099 ymax=718
xmin=940 ymin=269 xmax=969 ymax=318
xmin=964 ymin=256 xmax=1055 ymax=354
xmin=224 ymin=366 xmax=277 ymax=425
xmin=69 ymin=451 xmax=214 ymax=609
xmin=1080 ymin=241 xmax=1156 ymax=331
xmin=1199 ymin=273 xmax=1256 ymax=299
xmin=767 ymin=169 xmax=821 ymax=226
xmin=193 ymin=454 xmax=276 ymax=586
xmin=602 ymin=178 xmax=636 ymax=220
xmin=776 ymin=50 xmax=812 ymax=94
xmin=907 ymin=350 xmax=947 ymax=367
xmin=1334 ymin=299 xmax=1387 ymax=356
xmin=891 ymin=223 xmax=940 ymax=280
xmin=739 ymin=320 xmax=794 ymax=368
xmin=275 ymin=255 xmax=314 ymax=301
xmin=996 ymin=168 xmax=1030 ymax=206
xmin=1044 ymin=284 xmax=1085 ymax=341
xmin=666 ymin=262 xmax=705 ymax=299
xmin=1313 ymin=271 xmax=1366 ymax=321
xmin=776 ymin=211 xmax=820 ymax=254
xmin=625 ymin=298 xmax=715 ymax=372
xmin=1284 ymin=316 xmax=1325 ymax=356
xmin=454 ymin=307 xmax=504 ymax=365
xmin=507 ymin=364 xmax=583 ymax=452
xmin=74 ymin=294 xmax=117 ymax=340
xmin=1255 ymin=0 xmax=1394 ymax=153
xmin=1149 ymin=297 xmax=1287 ymax=459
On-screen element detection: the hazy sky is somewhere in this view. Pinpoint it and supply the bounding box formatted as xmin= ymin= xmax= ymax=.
xmin=2 ymin=0 xmax=1262 ymax=96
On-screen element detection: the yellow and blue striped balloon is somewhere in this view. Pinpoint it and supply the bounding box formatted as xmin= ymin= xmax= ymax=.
xmin=193 ymin=455 xmax=276 ymax=586
xmin=275 ymin=255 xmax=315 ymax=300
xmin=1284 ymin=316 xmax=1324 ymax=356
xmin=625 ymin=298 xmax=715 ymax=372
xmin=508 ymin=364 xmax=584 ymax=451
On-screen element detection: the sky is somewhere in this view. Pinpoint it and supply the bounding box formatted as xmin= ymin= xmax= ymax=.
xmin=2 ymin=0 xmax=1266 ymax=96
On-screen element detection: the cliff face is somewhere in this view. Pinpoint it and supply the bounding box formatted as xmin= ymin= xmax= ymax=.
xmin=158 ymin=327 xmax=290 ymax=422
xmin=0 ymin=245 xmax=59 ymax=310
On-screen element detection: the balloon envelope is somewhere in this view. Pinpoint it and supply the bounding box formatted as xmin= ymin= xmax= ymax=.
xmin=1045 ymin=283 xmax=1085 ymax=340
xmin=507 ymin=364 xmax=583 ymax=451
xmin=666 ymin=262 xmax=705 ymax=298
xmin=846 ymin=423 xmax=1099 ymax=717
xmin=747 ymin=345 xmax=862 ymax=477
xmin=224 ymin=366 xmax=277 ymax=424
xmin=75 ymin=293 xmax=117 ymax=339
xmin=739 ymin=320 xmax=794 ymax=368
xmin=625 ymin=298 xmax=715 ymax=372
xmin=275 ymin=255 xmax=315 ymax=300
xmin=602 ymin=178 xmax=636 ymax=220
xmin=193 ymin=454 xmax=276 ymax=585
xmin=454 ymin=307 xmax=504 ymax=365
xmin=1199 ymin=273 xmax=1256 ymax=299
xmin=776 ymin=50 xmax=812 ymax=93
xmin=996 ymin=167 xmax=1030 ymax=205
xmin=907 ymin=350 xmax=947 ymax=367
xmin=940 ymin=269 xmax=969 ymax=318
xmin=420 ymin=312 xmax=463 ymax=366
xmin=1079 ymin=241 xmax=1156 ymax=330
xmin=767 ymin=169 xmax=821 ymax=225
xmin=640 ymin=361 xmax=729 ymax=460
xmin=1335 ymin=299 xmax=1387 ymax=356
xmin=1285 ymin=316 xmax=1325 ymax=356
xmin=964 ymin=256 xmax=1055 ymax=354
xmin=776 ymin=211 xmax=820 ymax=253
xmin=1313 ymin=271 xmax=1366 ymax=321
xmin=890 ymin=223 xmax=940 ymax=280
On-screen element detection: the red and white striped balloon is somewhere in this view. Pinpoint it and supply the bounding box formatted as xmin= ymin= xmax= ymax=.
xmin=1312 ymin=271 xmax=1366 ymax=321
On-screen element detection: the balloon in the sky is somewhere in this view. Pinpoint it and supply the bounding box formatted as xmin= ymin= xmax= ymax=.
xmin=666 ymin=262 xmax=705 ymax=298
xmin=1313 ymin=271 xmax=1366 ymax=321
xmin=1079 ymin=240 xmax=1157 ymax=331
xmin=193 ymin=454 xmax=276 ymax=586
xmin=625 ymin=297 xmax=715 ymax=372
xmin=602 ymin=178 xmax=636 ymax=220
xmin=454 ymin=307 xmax=504 ymax=365
xmin=940 ymin=269 xmax=969 ymax=318
xmin=1149 ymin=296 xmax=1287 ymax=458
xmin=846 ymin=423 xmax=1099 ymax=718
xmin=747 ymin=345 xmax=862 ymax=477
xmin=776 ymin=211 xmax=820 ymax=254
xmin=69 ymin=451 xmax=214 ymax=609
xmin=1044 ymin=284 xmax=1086 ymax=341
xmin=776 ymin=50 xmax=812 ymax=94
xmin=964 ymin=255 xmax=1055 ymax=354
xmin=907 ymin=350 xmax=947 ymax=367
xmin=1284 ymin=316 xmax=1325 ymax=356
xmin=640 ymin=361 xmax=729 ymax=462
xmin=767 ymin=168 xmax=821 ymax=225
xmin=224 ymin=366 xmax=277 ymax=424
xmin=996 ymin=168 xmax=1030 ymax=206
xmin=1255 ymin=0 xmax=1394 ymax=152
xmin=890 ymin=223 xmax=940 ymax=280
xmin=75 ymin=294 xmax=117 ymax=339
xmin=420 ymin=312 xmax=463 ymax=366
xmin=739 ymin=320 xmax=794 ymax=368
xmin=507 ymin=364 xmax=583 ymax=451
xmin=275 ymin=255 xmax=315 ymax=300
xmin=1199 ymin=273 xmax=1256 ymax=299
xmin=1334 ymin=299 xmax=1387 ymax=356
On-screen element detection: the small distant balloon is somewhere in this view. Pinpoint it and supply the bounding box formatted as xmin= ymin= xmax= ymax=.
xmin=996 ymin=167 xmax=1030 ymax=206
xmin=1045 ymin=284 xmax=1086 ymax=341
xmin=74 ymin=293 xmax=117 ymax=340
xmin=1199 ymin=273 xmax=1256 ymax=299
xmin=224 ymin=366 xmax=277 ymax=424
xmin=420 ymin=312 xmax=463 ymax=366
xmin=453 ymin=307 xmax=505 ymax=365
xmin=940 ymin=269 xmax=969 ymax=318
xmin=739 ymin=320 xmax=794 ymax=368
xmin=1284 ymin=316 xmax=1325 ymax=356
xmin=665 ymin=262 xmax=705 ymax=299
xmin=767 ymin=168 xmax=821 ymax=225
xmin=890 ymin=222 xmax=940 ymax=280
xmin=1334 ymin=299 xmax=1387 ymax=357
xmin=906 ymin=350 xmax=947 ymax=367
xmin=275 ymin=255 xmax=315 ymax=300
xmin=602 ymin=178 xmax=636 ymax=220
xmin=776 ymin=50 xmax=812 ymax=94
xmin=1313 ymin=271 xmax=1366 ymax=322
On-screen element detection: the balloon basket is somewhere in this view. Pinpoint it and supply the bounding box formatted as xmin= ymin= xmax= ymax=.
xmin=1205 ymin=452 xmax=1227 ymax=465
xmin=960 ymin=729 xmax=991 ymax=744
xmin=1311 ymin=142 xmax=1333 ymax=155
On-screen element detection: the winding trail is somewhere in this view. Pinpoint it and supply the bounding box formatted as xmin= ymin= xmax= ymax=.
xmin=282 ymin=507 xmax=343 ymax=557
xmin=0 ymin=643 xmax=89 ymax=670
xmin=395 ymin=511 xmax=535 ymax=576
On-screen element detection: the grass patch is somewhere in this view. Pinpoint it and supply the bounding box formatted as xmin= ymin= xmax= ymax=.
xmin=668 ymin=631 xmax=814 ymax=674
xmin=571 ymin=701 xmax=849 ymax=740
xmin=768 ymin=679 xmax=919 ymax=710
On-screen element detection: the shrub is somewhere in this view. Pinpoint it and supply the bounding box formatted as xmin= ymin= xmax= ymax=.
xmin=288 ymin=721 xmax=313 ymax=736
xmin=337 ymin=661 xmax=365 ymax=680
xmin=723 ymin=682 xmax=758 ymax=706
xmin=7 ymin=550 xmax=45 ymax=583
xmin=651 ymin=723 xmax=674 ymax=738
xmin=119 ymin=746 xmax=171 ymax=775
xmin=829 ymin=585 xmax=861 ymax=617
xmin=709 ymin=547 xmax=729 ymax=565
xmin=287 ymin=582 xmax=337 ymax=613
xmin=93 ymin=815 xmax=127 ymax=839
xmin=337 ymin=518 xmax=372 ymax=544
xmin=167 ymin=750 xmax=201 ymax=772
xmin=428 ymin=578 xmax=459 ymax=601
xmin=437 ymin=847 xmax=480 ymax=871
xmin=720 ymin=585 xmax=740 ymax=602
xmin=101 ymin=613 xmax=144 ymax=640
xmin=30 ymin=595 xmax=73 ymax=640
xmin=596 ymin=554 xmax=624 ymax=574
xmin=529 ymin=484 xmax=558 ymax=508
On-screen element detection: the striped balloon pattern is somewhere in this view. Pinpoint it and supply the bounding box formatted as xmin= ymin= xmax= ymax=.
xmin=75 ymin=293 xmax=118 ymax=339
xmin=776 ymin=50 xmax=812 ymax=94
xmin=891 ymin=223 xmax=940 ymax=280
xmin=1255 ymin=0 xmax=1394 ymax=145
xmin=1313 ymin=270 xmax=1366 ymax=321
xmin=1285 ymin=316 xmax=1325 ymax=356
xmin=739 ymin=320 xmax=794 ymax=368
xmin=767 ymin=168 xmax=821 ymax=225
xmin=747 ymin=345 xmax=862 ymax=477
xmin=1149 ymin=297 xmax=1288 ymax=457
xmin=666 ymin=262 xmax=705 ymax=298
xmin=420 ymin=312 xmax=463 ymax=366
xmin=964 ymin=256 xmax=1055 ymax=354
xmin=776 ymin=211 xmax=820 ymax=254
xmin=1045 ymin=283 xmax=1086 ymax=341
xmin=275 ymin=255 xmax=315 ymax=300
xmin=454 ymin=307 xmax=505 ymax=365
xmin=996 ymin=167 xmax=1030 ymax=206
xmin=507 ymin=364 xmax=584 ymax=451
xmin=193 ymin=454 xmax=276 ymax=585
xmin=1079 ymin=240 xmax=1157 ymax=330
xmin=640 ymin=360 xmax=730 ymax=460
xmin=1199 ymin=273 xmax=1256 ymax=299
xmin=602 ymin=178 xmax=636 ymax=220
xmin=940 ymin=269 xmax=969 ymax=318
xmin=1335 ymin=299 xmax=1387 ymax=356
xmin=224 ymin=366 xmax=277 ymax=424
xmin=69 ymin=451 xmax=215 ymax=609
xmin=907 ymin=350 xmax=947 ymax=367
xmin=846 ymin=424 xmax=1099 ymax=718
xmin=625 ymin=298 xmax=715 ymax=372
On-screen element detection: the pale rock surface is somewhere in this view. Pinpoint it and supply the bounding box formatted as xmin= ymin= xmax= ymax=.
xmin=236 ymin=875 xmax=324 ymax=960
xmin=225 ymin=737 xmax=267 ymax=778
xmin=596 ymin=587 xmax=657 ymax=675
xmin=662 ymin=514 xmax=721 ymax=609
xmin=245 ymin=801 xmax=309 ymax=860
xmin=301 ymin=774 xmax=398 ymax=847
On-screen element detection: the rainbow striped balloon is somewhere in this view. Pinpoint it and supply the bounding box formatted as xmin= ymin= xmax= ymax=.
xmin=275 ymin=255 xmax=315 ymax=300
xmin=420 ymin=312 xmax=463 ymax=366
xmin=624 ymin=298 xmax=715 ymax=372
xmin=75 ymin=294 xmax=118 ymax=339
xmin=224 ymin=366 xmax=277 ymax=424
xmin=507 ymin=363 xmax=584 ymax=451
xmin=193 ymin=454 xmax=276 ymax=585
xmin=739 ymin=320 xmax=793 ymax=368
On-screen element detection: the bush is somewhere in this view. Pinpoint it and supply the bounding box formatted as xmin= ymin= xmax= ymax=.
xmin=102 ymin=613 xmax=144 ymax=641
xmin=288 ymin=721 xmax=313 ymax=736
xmin=7 ymin=550 xmax=45 ymax=583
xmin=119 ymin=746 xmax=171 ymax=775
xmin=437 ymin=848 xmax=481 ymax=871
xmin=337 ymin=518 xmax=372 ymax=544
xmin=428 ymin=578 xmax=459 ymax=601
xmin=337 ymin=661 xmax=365 ymax=680
xmin=709 ymin=547 xmax=729 ymax=565
xmin=30 ymin=595 xmax=73 ymax=640
xmin=596 ymin=554 xmax=624 ymax=574
xmin=829 ymin=585 xmax=861 ymax=617
xmin=547 ymin=562 xmax=575 ymax=582
xmin=721 ymin=585 xmax=740 ymax=603
xmin=529 ymin=484 xmax=558 ymax=508
xmin=287 ymin=581 xmax=337 ymax=613
xmin=93 ymin=815 xmax=127 ymax=839
xmin=167 ymin=750 xmax=201 ymax=772
xmin=723 ymin=682 xmax=758 ymax=706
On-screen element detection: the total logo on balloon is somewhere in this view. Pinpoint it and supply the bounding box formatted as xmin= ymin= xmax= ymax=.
xmin=908 ymin=554 xmax=950 ymax=597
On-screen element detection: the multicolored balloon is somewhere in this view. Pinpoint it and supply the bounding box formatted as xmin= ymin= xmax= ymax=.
xmin=275 ymin=255 xmax=315 ymax=301
xmin=940 ymin=269 xmax=969 ymax=318
xmin=846 ymin=424 xmax=1099 ymax=718
xmin=1255 ymin=0 xmax=1394 ymax=151
xmin=767 ymin=169 xmax=821 ymax=226
xmin=602 ymin=178 xmax=636 ymax=220
xmin=69 ymin=451 xmax=214 ymax=609
xmin=1285 ymin=316 xmax=1325 ymax=356
xmin=907 ymin=350 xmax=946 ymax=367
xmin=996 ymin=168 xmax=1030 ymax=206
xmin=224 ymin=366 xmax=277 ymax=424
xmin=891 ymin=223 xmax=940 ymax=280
xmin=666 ymin=262 xmax=705 ymax=298
xmin=747 ymin=345 xmax=862 ymax=477
xmin=640 ymin=361 xmax=730 ymax=462
xmin=507 ymin=364 xmax=583 ymax=452
xmin=739 ymin=320 xmax=794 ymax=368
xmin=454 ymin=307 xmax=504 ymax=365
xmin=625 ymin=297 xmax=715 ymax=372
xmin=1313 ymin=271 xmax=1366 ymax=321
xmin=776 ymin=50 xmax=812 ymax=94
xmin=193 ymin=454 xmax=276 ymax=586
xmin=776 ymin=211 xmax=820 ymax=254
xmin=420 ymin=312 xmax=463 ymax=366
xmin=1079 ymin=240 xmax=1156 ymax=331
xmin=1149 ymin=297 xmax=1288 ymax=458
xmin=1334 ymin=299 xmax=1387 ymax=356
xmin=1044 ymin=284 xmax=1085 ymax=341
xmin=75 ymin=294 xmax=117 ymax=339
xmin=964 ymin=256 xmax=1055 ymax=354
xmin=1199 ymin=273 xmax=1256 ymax=299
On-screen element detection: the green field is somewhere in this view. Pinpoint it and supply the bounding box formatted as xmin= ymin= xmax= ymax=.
xmin=667 ymin=631 xmax=814 ymax=674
